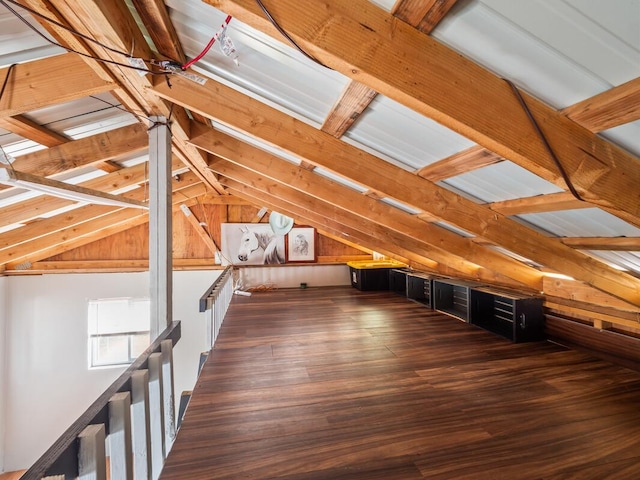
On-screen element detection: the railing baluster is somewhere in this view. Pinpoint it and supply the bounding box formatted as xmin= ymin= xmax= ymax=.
xmin=78 ymin=424 xmax=106 ymax=480
xmin=108 ymin=392 xmax=133 ymax=480
xmin=160 ymin=340 xmax=176 ymax=454
xmin=147 ymin=352 xmax=165 ymax=480
xmin=131 ymin=370 xmax=152 ymax=480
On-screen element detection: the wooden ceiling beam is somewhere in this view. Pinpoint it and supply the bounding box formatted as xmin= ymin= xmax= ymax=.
xmin=1 ymin=181 xmax=206 ymax=268
xmin=217 ymin=172 xmax=480 ymax=274
xmin=321 ymin=78 xmax=378 ymax=138
xmin=392 ymin=0 xmax=460 ymax=32
xmin=417 ymin=145 xmax=502 ymax=181
xmin=223 ymin=183 xmax=430 ymax=270
xmin=204 ymin=0 xmax=640 ymax=222
xmin=155 ymin=74 xmax=640 ymax=305
xmin=128 ymin=0 xmax=213 ymax=126
xmin=563 ymin=76 xmax=640 ymax=133
xmin=196 ymin=125 xmax=543 ymax=289
xmin=0 ymin=114 xmax=69 ymax=147
xmin=227 ymin=184 xmax=427 ymax=268
xmin=0 ymin=54 xmax=114 ymax=118
xmin=561 ymin=237 xmax=640 ymax=251
xmin=221 ymin=177 xmax=526 ymax=286
xmin=489 ymin=192 xmax=588 ymax=216
xmin=321 ymin=0 xmax=458 ymax=139
xmin=129 ymin=0 xmax=185 ymax=63
xmin=10 ymin=122 xmax=148 ymax=177
xmin=0 ymin=156 xmax=186 ymax=228
xmin=33 ymin=0 xmax=224 ymax=194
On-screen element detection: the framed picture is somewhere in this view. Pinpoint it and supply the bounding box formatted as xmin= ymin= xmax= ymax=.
xmin=286 ymin=227 xmax=317 ymax=263
xmin=220 ymin=223 xmax=286 ymax=265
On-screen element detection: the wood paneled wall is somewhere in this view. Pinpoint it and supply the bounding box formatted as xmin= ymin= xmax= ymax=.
xmin=45 ymin=202 xmax=367 ymax=264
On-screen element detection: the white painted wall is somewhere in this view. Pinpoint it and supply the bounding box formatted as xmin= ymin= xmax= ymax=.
xmin=1 ymin=265 xmax=347 ymax=471
xmin=1 ymin=270 xmax=222 ymax=471
xmin=238 ymin=264 xmax=350 ymax=290
xmin=0 ymin=276 xmax=7 ymax=473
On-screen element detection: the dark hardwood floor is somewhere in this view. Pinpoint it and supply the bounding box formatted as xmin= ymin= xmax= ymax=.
xmin=161 ymin=287 xmax=640 ymax=479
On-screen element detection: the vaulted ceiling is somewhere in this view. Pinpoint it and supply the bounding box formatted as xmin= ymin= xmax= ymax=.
xmin=1 ymin=0 xmax=640 ymax=307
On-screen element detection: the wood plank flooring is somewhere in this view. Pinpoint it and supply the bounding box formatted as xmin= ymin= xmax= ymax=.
xmin=161 ymin=287 xmax=640 ymax=479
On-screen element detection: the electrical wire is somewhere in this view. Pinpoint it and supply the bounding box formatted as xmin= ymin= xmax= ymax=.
xmin=1 ymin=0 xmax=160 ymax=64
xmin=0 ymin=0 xmax=169 ymax=75
xmin=88 ymin=95 xmax=156 ymax=125
xmin=0 ymin=63 xmax=16 ymax=105
xmin=504 ymin=78 xmax=585 ymax=203
xmin=254 ymin=0 xmax=329 ymax=69
xmin=182 ymin=15 xmax=232 ymax=70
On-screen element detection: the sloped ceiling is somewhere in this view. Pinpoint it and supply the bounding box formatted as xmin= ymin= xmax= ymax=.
xmin=1 ymin=0 xmax=640 ymax=307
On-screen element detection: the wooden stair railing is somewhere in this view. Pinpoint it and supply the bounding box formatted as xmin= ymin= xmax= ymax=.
xmin=199 ymin=267 xmax=234 ymax=349
xmin=22 ymin=321 xmax=181 ymax=480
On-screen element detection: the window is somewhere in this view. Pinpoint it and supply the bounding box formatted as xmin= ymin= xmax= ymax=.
xmin=88 ymin=297 xmax=150 ymax=368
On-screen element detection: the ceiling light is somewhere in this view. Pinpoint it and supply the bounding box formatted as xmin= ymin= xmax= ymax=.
xmin=0 ymin=168 xmax=148 ymax=209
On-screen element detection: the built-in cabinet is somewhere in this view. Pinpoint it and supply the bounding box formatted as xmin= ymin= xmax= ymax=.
xmin=433 ymin=279 xmax=476 ymax=322
xmin=470 ymin=287 xmax=544 ymax=343
xmin=407 ymin=273 xmax=433 ymax=308
xmin=389 ymin=269 xmax=409 ymax=296
xmin=369 ymin=270 xmax=545 ymax=343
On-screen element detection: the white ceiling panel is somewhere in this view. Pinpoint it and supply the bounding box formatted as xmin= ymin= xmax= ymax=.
xmin=313 ymin=167 xmax=368 ymax=193
xmin=440 ymin=161 xmax=563 ymax=203
xmin=380 ymin=197 xmax=422 ymax=215
xmin=583 ymin=250 xmax=640 ymax=276
xmin=167 ymin=0 xmax=348 ymax=126
xmin=432 ymin=0 xmax=640 ymax=109
xmin=599 ymin=121 xmax=640 ymax=158
xmin=517 ymin=208 xmax=640 ymax=238
xmin=0 ymin=3 xmax=64 ymax=67
xmin=345 ymin=95 xmax=476 ymax=171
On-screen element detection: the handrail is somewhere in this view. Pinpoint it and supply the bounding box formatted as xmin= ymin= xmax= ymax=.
xmin=200 ymin=267 xmax=234 ymax=349
xmin=22 ymin=321 xmax=181 ymax=480
xmin=199 ymin=266 xmax=233 ymax=312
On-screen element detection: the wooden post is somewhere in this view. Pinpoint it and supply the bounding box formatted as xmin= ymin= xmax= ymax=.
xmin=131 ymin=369 xmax=152 ymax=480
xmin=149 ymin=115 xmax=172 ymax=340
xmin=108 ymin=392 xmax=133 ymax=480
xmin=148 ymin=352 xmax=165 ymax=480
xmin=161 ymin=339 xmax=176 ymax=453
xmin=78 ymin=424 xmax=106 ymax=480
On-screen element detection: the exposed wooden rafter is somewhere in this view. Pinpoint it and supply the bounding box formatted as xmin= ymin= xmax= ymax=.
xmin=19 ymin=0 xmax=225 ymax=194
xmin=488 ymin=192 xmax=588 ymax=216
xmin=320 ymin=0 xmax=458 ymax=140
xmin=563 ymin=76 xmax=640 ymax=133
xmin=1 ymin=179 xmax=206 ymax=269
xmin=154 ymin=74 xmax=640 ymax=305
xmin=192 ymin=123 xmax=544 ymax=289
xmin=9 ymin=123 xmax=148 ymax=177
xmin=0 ymin=54 xmax=114 ymax=118
xmin=203 ymin=0 xmax=640 ymax=222
xmin=0 ymin=114 xmax=69 ymax=147
xmin=561 ymin=237 xmax=640 ymax=251
xmin=417 ymin=145 xmax=502 ymax=182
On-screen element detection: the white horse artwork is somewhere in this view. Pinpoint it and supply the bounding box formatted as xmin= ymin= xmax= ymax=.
xmin=237 ymin=226 xmax=285 ymax=264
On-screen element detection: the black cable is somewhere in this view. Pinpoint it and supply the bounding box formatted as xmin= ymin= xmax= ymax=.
xmin=0 ymin=0 xmax=168 ymax=75
xmin=0 ymin=63 xmax=16 ymax=105
xmin=504 ymin=78 xmax=585 ymax=203
xmin=254 ymin=0 xmax=329 ymax=69
xmin=1 ymin=0 xmax=159 ymax=63
xmin=88 ymin=95 xmax=155 ymax=124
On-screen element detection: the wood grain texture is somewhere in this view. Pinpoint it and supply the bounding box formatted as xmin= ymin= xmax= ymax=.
xmin=563 ymin=76 xmax=640 ymax=132
xmin=162 ymin=287 xmax=640 ymax=479
xmin=158 ymin=73 xmax=640 ymax=306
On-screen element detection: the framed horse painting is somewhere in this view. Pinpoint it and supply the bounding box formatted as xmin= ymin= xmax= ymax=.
xmin=221 ymin=223 xmax=286 ymax=265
